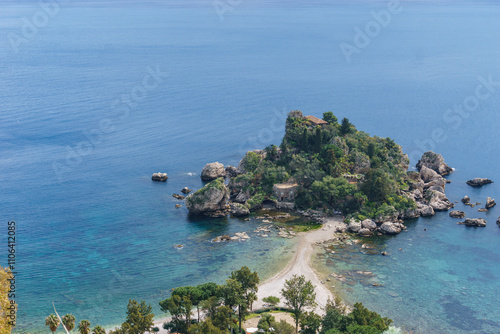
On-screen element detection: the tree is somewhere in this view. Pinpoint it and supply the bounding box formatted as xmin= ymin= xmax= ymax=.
xmin=121 ymin=299 xmax=155 ymax=334
xmin=187 ymin=319 xmax=228 ymax=334
xmin=301 ymin=128 xmax=309 ymax=151
xmin=0 ymin=266 xmax=15 ymax=334
xmin=273 ymin=320 xmax=296 ymax=334
xmin=360 ymin=169 xmax=392 ymax=203
xmin=160 ymin=294 xmax=192 ymax=333
xmin=78 ymin=320 xmax=91 ymax=334
xmin=210 ymin=305 xmax=232 ymax=332
xmin=92 ymin=326 xmax=106 ymax=334
xmin=172 ymin=286 xmax=203 ymax=322
xmin=257 ymin=313 xmax=275 ymax=333
xmin=201 ymin=296 xmax=221 ymax=320
xmin=248 ymin=291 xmax=258 ymax=312
xmin=315 ymin=127 xmax=323 ymax=153
xmin=281 ymin=275 xmax=317 ymax=333
xmin=229 ymin=266 xmax=260 ymax=333
xmin=300 ymin=311 xmax=321 ymax=334
xmin=351 ymin=302 xmax=392 ymax=332
xmin=46 ymin=314 xmax=61 ymax=334
xmin=62 ymin=314 xmax=76 ymax=332
xmin=323 ymin=112 xmax=338 ymax=125
xmin=340 ymin=118 xmax=354 ymax=136
xmin=262 ymin=296 xmax=280 ymax=309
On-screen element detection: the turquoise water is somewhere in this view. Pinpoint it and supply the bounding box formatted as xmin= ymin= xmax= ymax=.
xmin=0 ymin=1 xmax=499 ymax=333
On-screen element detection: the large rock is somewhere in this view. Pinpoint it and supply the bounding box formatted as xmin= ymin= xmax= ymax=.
xmin=416 ymin=151 xmax=453 ymax=176
xmin=358 ymin=228 xmax=373 ymax=237
xmin=235 ymin=191 xmax=251 ymax=204
xmin=152 ymin=172 xmax=168 ymax=181
xmin=458 ymin=218 xmax=487 ymax=227
xmin=466 ymin=178 xmax=493 ymax=187
xmin=230 ymin=202 xmax=250 ymax=217
xmin=225 ymin=165 xmax=238 ymax=178
xmin=486 ymin=197 xmax=496 ymax=209
xmin=417 ymin=202 xmax=435 ymax=217
xmin=361 ymin=219 xmax=377 ymax=230
xmin=379 ymin=222 xmax=402 ymax=235
xmin=461 ymin=195 xmax=470 ymax=204
xmin=426 ymin=189 xmax=454 ymax=211
xmin=419 ymin=166 xmax=440 ymax=184
xmin=347 ymin=220 xmax=362 ymax=233
xmin=201 ymin=162 xmax=226 ymax=181
xmin=449 ymin=210 xmax=465 ymax=218
xmin=186 ymin=178 xmax=230 ymax=216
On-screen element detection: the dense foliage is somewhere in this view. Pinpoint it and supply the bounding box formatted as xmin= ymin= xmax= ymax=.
xmin=230 ymin=111 xmax=415 ymax=219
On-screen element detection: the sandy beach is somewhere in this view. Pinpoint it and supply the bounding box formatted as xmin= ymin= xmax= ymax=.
xmin=152 ymin=216 xmax=342 ymax=332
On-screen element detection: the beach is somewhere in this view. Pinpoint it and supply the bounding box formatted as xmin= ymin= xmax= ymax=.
xmin=152 ymin=216 xmax=343 ymax=332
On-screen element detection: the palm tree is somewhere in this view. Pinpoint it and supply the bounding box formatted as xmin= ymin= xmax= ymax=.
xmin=62 ymin=314 xmax=76 ymax=332
xmin=45 ymin=314 xmax=60 ymax=334
xmin=78 ymin=320 xmax=91 ymax=334
xmin=92 ymin=325 xmax=106 ymax=334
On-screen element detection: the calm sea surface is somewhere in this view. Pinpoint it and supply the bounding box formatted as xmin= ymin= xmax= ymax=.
xmin=0 ymin=1 xmax=499 ymax=333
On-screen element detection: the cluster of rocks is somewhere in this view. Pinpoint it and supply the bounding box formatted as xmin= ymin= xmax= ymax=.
xmin=151 ymin=172 xmax=168 ymax=182
xmin=212 ymin=232 xmax=250 ymax=242
xmin=277 ymin=227 xmax=297 ymax=238
xmin=342 ymin=217 xmax=407 ymax=237
xmin=200 ymin=162 xmax=240 ymax=181
xmin=466 ymin=178 xmax=493 ymax=187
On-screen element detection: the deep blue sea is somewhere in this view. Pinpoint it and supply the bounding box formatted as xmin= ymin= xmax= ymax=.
xmin=1 ymin=1 xmax=499 ymax=333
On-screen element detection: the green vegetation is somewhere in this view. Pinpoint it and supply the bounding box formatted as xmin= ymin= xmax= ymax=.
xmin=45 ymin=314 xmax=60 ymax=334
xmin=262 ymin=296 xmax=280 ymax=309
xmin=62 ymin=314 xmax=76 ymax=332
xmin=281 ymin=275 xmax=317 ymax=333
xmin=229 ymin=112 xmax=415 ymax=220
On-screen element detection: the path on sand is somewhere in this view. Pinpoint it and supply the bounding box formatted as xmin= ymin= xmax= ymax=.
xmin=253 ymin=217 xmax=342 ymax=315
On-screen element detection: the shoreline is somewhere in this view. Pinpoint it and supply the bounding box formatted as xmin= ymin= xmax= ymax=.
xmin=149 ymin=216 xmax=343 ymax=333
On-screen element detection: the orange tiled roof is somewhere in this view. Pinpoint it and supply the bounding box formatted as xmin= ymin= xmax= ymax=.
xmin=304 ymin=115 xmax=328 ymax=125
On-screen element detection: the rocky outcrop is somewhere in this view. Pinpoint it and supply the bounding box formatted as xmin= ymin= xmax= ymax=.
xmin=449 ymin=210 xmax=465 ymax=218
xmin=352 ymin=152 xmax=371 ymax=174
xmin=225 ymin=166 xmax=238 ymax=178
xmin=461 ymin=196 xmax=470 ymax=204
xmin=230 ymin=202 xmax=250 ymax=217
xmin=201 ymin=162 xmax=226 ymax=181
xmin=466 ymin=178 xmax=493 ymax=187
xmin=458 ymin=218 xmax=487 ymax=227
xmin=486 ymin=197 xmax=496 ymax=209
xmin=186 ymin=178 xmax=230 ymax=217
xmin=152 ymin=172 xmax=168 ymax=181
xmin=426 ymin=189 xmax=454 ymax=211
xmin=416 ymin=151 xmax=453 ymax=176
xmin=417 ymin=202 xmax=435 ymax=217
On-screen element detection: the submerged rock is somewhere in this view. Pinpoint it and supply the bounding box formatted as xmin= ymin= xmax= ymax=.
xmin=466 ymin=178 xmax=493 ymax=187
xmin=416 ymin=151 xmax=453 ymax=176
xmin=458 ymin=218 xmax=487 ymax=227
xmin=449 ymin=210 xmax=465 ymax=219
xmin=201 ymin=162 xmax=226 ymax=181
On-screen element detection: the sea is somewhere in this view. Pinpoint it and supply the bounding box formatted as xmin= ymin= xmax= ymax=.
xmin=0 ymin=1 xmax=499 ymax=333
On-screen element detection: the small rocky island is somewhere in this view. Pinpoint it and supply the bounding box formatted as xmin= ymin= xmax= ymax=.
xmin=184 ymin=111 xmax=458 ymax=236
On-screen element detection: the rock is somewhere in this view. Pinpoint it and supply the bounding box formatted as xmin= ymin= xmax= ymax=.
xmin=361 ymin=219 xmax=377 ymax=230
xmin=152 ymin=172 xmax=168 ymax=181
xmin=175 ymin=204 xmax=182 ymax=208
xmin=449 ymin=210 xmax=465 ymax=218
xmin=172 ymin=194 xmax=185 ymax=200
xmin=419 ymin=165 xmax=440 ymax=183
xmin=400 ymin=208 xmax=420 ymax=219
xmin=416 ymin=151 xmax=453 ymax=176
xmin=417 ymin=202 xmax=435 ymax=217
xmin=181 ymin=187 xmax=192 ymax=194
xmin=336 ymin=224 xmax=348 ymax=233
xmin=497 ymin=217 xmax=500 ymax=227
xmin=212 ymin=235 xmax=231 ymax=242
xmin=186 ymin=178 xmax=230 ymax=217
xmin=347 ymin=220 xmax=362 ymax=233
xmin=458 ymin=218 xmax=487 ymax=227
xmin=230 ymin=202 xmax=250 ymax=217
xmin=478 ymin=208 xmax=488 ymax=212
xmin=461 ymin=196 xmax=470 ymax=204
xmin=201 ymin=162 xmax=226 ymax=181
xmin=379 ymin=222 xmax=402 ymax=235
xmin=381 ymin=251 xmax=388 ymax=256
xmin=225 ymin=166 xmax=238 ymax=178
xmin=486 ymin=197 xmax=496 ymax=209
xmin=426 ymin=189 xmax=454 ymax=211
xmin=235 ymin=191 xmax=251 ymax=204
xmin=358 ymin=228 xmax=373 ymax=237
xmin=466 ymin=178 xmax=493 ymax=187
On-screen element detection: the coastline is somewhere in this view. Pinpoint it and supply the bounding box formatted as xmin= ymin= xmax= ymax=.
xmin=149 ymin=216 xmax=343 ymax=333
